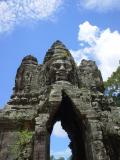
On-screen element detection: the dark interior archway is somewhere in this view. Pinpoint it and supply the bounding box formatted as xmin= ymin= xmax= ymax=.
xmin=48 ymin=91 xmax=87 ymax=160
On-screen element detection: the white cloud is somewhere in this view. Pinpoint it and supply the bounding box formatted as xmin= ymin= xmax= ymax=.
xmin=71 ymin=21 xmax=120 ymax=80
xmin=80 ymin=0 xmax=120 ymax=12
xmin=0 ymin=0 xmax=63 ymax=33
xmin=51 ymin=148 xmax=72 ymax=159
xmin=0 ymin=2 xmax=16 ymax=33
xmin=52 ymin=121 xmax=67 ymax=138
xmin=78 ymin=21 xmax=99 ymax=44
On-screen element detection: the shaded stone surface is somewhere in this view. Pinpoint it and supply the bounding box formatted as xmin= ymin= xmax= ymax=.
xmin=0 ymin=40 xmax=120 ymax=160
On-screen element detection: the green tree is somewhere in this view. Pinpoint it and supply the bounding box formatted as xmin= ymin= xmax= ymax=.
xmin=104 ymin=64 xmax=120 ymax=107
xmin=104 ymin=66 xmax=120 ymax=88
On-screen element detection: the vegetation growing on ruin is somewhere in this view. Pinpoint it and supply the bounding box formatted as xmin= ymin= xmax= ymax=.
xmin=11 ymin=130 xmax=33 ymax=158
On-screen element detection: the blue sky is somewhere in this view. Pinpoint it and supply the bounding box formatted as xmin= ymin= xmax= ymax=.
xmin=0 ymin=0 xmax=120 ymax=159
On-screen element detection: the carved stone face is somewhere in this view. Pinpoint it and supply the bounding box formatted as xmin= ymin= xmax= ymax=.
xmin=50 ymin=59 xmax=72 ymax=81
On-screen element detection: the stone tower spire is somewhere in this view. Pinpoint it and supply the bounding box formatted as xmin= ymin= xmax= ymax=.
xmin=43 ymin=40 xmax=78 ymax=85
xmin=43 ymin=40 xmax=74 ymax=64
xmin=14 ymin=55 xmax=38 ymax=94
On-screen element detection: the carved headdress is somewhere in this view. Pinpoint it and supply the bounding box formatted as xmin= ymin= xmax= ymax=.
xmin=43 ymin=40 xmax=78 ymax=85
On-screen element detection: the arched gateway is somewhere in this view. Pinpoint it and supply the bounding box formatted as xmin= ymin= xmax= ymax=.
xmin=0 ymin=41 xmax=120 ymax=160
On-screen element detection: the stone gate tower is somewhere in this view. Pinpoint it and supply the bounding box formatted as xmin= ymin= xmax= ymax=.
xmin=0 ymin=41 xmax=120 ymax=160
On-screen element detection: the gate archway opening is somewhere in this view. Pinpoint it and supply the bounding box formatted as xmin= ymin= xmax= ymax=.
xmin=48 ymin=92 xmax=87 ymax=160
xmin=50 ymin=121 xmax=72 ymax=159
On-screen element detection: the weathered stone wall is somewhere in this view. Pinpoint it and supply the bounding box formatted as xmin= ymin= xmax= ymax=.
xmin=0 ymin=40 xmax=120 ymax=160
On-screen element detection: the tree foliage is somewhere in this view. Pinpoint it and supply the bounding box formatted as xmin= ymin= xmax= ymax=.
xmin=104 ymin=66 xmax=120 ymax=88
xmin=104 ymin=65 xmax=120 ymax=107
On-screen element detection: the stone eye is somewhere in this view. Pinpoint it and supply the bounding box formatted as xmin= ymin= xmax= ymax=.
xmin=64 ymin=63 xmax=70 ymax=69
xmin=54 ymin=63 xmax=60 ymax=69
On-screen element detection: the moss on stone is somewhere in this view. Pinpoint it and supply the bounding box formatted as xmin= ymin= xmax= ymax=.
xmin=11 ymin=130 xmax=33 ymax=159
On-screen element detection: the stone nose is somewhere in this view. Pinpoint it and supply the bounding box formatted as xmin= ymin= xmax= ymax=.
xmin=59 ymin=64 xmax=65 ymax=71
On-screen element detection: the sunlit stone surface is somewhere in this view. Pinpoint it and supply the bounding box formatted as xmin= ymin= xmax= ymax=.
xmin=0 ymin=40 xmax=120 ymax=160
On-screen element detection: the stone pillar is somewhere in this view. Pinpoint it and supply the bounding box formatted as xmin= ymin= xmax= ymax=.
xmin=85 ymin=119 xmax=110 ymax=160
xmin=33 ymin=114 xmax=49 ymax=160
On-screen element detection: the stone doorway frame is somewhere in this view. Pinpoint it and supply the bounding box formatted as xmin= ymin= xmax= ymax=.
xmin=33 ymin=90 xmax=108 ymax=160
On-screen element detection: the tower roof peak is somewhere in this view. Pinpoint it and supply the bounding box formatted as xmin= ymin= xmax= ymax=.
xmin=51 ymin=40 xmax=66 ymax=49
xmin=22 ymin=54 xmax=38 ymax=65
xmin=43 ymin=40 xmax=72 ymax=64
